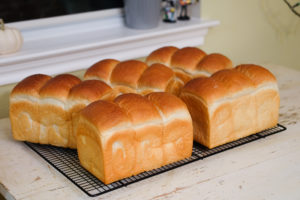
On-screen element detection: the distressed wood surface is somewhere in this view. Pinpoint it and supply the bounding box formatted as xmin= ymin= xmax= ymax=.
xmin=0 ymin=64 xmax=300 ymax=200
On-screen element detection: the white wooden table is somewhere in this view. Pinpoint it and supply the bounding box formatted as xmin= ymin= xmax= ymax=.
xmin=1 ymin=65 xmax=300 ymax=200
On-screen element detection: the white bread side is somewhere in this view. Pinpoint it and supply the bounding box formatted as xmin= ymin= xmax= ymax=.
xmin=114 ymin=93 xmax=164 ymax=174
xmin=146 ymin=92 xmax=193 ymax=165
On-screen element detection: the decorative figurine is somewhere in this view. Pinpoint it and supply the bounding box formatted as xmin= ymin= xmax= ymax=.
xmin=162 ymin=0 xmax=177 ymax=23
xmin=178 ymin=0 xmax=192 ymax=20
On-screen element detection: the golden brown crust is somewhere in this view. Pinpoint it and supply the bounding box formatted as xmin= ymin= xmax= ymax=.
xmin=11 ymin=74 xmax=52 ymax=98
xmin=234 ymin=64 xmax=277 ymax=86
xmin=181 ymin=77 xmax=225 ymax=105
xmin=146 ymin=46 xmax=179 ymax=66
xmin=68 ymin=80 xmax=114 ymax=102
xmin=196 ymin=53 xmax=233 ymax=75
xmin=80 ymin=100 xmax=130 ymax=133
xmin=146 ymin=92 xmax=188 ymax=117
xmin=114 ymin=93 xmax=161 ymax=124
xmin=110 ymin=60 xmax=148 ymax=89
xmin=211 ymin=69 xmax=255 ymax=96
xmin=84 ymin=59 xmax=120 ymax=82
xmin=171 ymin=47 xmax=206 ymax=73
xmin=138 ymin=63 xmax=174 ymax=92
xmin=39 ymin=74 xmax=81 ymax=100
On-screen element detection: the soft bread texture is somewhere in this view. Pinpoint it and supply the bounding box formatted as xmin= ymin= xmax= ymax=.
xmin=38 ymin=74 xmax=81 ymax=146
xmin=180 ymin=64 xmax=279 ymax=148
xmin=194 ymin=53 xmax=233 ymax=77
xmin=114 ymin=93 xmax=164 ymax=174
xmin=138 ymin=63 xmax=183 ymax=95
xmin=146 ymin=46 xmax=179 ymax=66
xmin=146 ymin=47 xmax=233 ymax=85
xmin=110 ymin=60 xmax=148 ymax=94
xmin=84 ymin=59 xmax=120 ymax=83
xmin=10 ymin=74 xmax=117 ymax=148
xmin=146 ymin=92 xmax=193 ymax=165
xmin=76 ymin=92 xmax=193 ymax=184
xmin=68 ymin=80 xmax=116 ymax=148
xmin=10 ymin=74 xmax=51 ymax=142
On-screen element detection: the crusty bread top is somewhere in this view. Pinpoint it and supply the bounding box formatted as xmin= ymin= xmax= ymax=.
xmin=138 ymin=63 xmax=174 ymax=90
xmin=211 ymin=69 xmax=255 ymax=95
xmin=68 ymin=80 xmax=113 ymax=102
xmin=11 ymin=74 xmax=51 ymax=98
xmin=110 ymin=60 xmax=148 ymax=89
xmin=114 ymin=93 xmax=161 ymax=125
xmin=181 ymin=69 xmax=256 ymax=105
xmin=146 ymin=92 xmax=189 ymax=117
xmin=196 ymin=53 xmax=233 ymax=75
xmin=234 ymin=64 xmax=277 ymax=86
xmin=39 ymin=74 xmax=81 ymax=100
xmin=80 ymin=100 xmax=131 ymax=133
xmin=146 ymin=46 xmax=179 ymax=66
xmin=84 ymin=59 xmax=119 ymax=82
xmin=171 ymin=47 xmax=206 ymax=73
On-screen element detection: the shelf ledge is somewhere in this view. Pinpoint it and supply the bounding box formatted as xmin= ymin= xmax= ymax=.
xmin=0 ymin=13 xmax=219 ymax=85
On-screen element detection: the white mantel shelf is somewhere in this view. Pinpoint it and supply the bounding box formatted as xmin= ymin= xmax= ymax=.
xmin=0 ymin=16 xmax=219 ymax=85
xmin=1 ymin=64 xmax=300 ymax=200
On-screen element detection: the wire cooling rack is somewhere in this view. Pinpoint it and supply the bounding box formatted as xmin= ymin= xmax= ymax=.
xmin=24 ymin=124 xmax=286 ymax=197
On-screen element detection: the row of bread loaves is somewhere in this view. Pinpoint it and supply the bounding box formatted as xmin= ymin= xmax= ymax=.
xmin=84 ymin=46 xmax=233 ymax=95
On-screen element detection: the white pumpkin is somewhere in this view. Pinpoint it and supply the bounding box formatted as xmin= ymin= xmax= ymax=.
xmin=0 ymin=19 xmax=23 ymax=55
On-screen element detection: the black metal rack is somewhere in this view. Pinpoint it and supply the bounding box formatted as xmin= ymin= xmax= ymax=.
xmin=24 ymin=124 xmax=286 ymax=197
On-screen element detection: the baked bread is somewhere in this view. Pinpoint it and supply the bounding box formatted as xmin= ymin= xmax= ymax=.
xmin=180 ymin=64 xmax=279 ymax=148
xmin=138 ymin=63 xmax=183 ymax=95
xmin=10 ymin=74 xmax=51 ymax=143
xmin=84 ymin=59 xmax=120 ymax=84
xmin=67 ymin=80 xmax=116 ymax=148
xmin=38 ymin=74 xmax=81 ymax=146
xmin=10 ymin=74 xmax=117 ymax=148
xmin=146 ymin=92 xmax=193 ymax=165
xmin=76 ymin=92 xmax=193 ymax=184
xmin=194 ymin=53 xmax=233 ymax=77
xmin=110 ymin=60 xmax=148 ymax=94
xmin=146 ymin=46 xmax=179 ymax=66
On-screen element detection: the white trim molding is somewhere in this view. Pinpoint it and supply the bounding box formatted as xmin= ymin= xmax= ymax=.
xmin=0 ymin=9 xmax=219 ymax=85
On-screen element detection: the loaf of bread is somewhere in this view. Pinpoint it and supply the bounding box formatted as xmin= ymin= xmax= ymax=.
xmin=146 ymin=46 xmax=233 ymax=84
xmin=180 ymin=64 xmax=279 ymax=148
xmin=10 ymin=74 xmax=116 ymax=148
xmin=76 ymin=92 xmax=193 ymax=184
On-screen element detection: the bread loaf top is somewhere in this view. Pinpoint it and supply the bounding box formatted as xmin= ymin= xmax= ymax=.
xmin=195 ymin=53 xmax=233 ymax=76
xmin=84 ymin=59 xmax=119 ymax=83
xmin=171 ymin=47 xmax=207 ymax=73
xmin=114 ymin=93 xmax=162 ymax=125
xmin=80 ymin=100 xmax=131 ymax=134
xmin=110 ymin=60 xmax=148 ymax=89
xmin=11 ymin=74 xmax=51 ymax=98
xmin=39 ymin=74 xmax=81 ymax=101
xmin=146 ymin=46 xmax=179 ymax=66
xmin=181 ymin=65 xmax=276 ymax=105
xmin=146 ymin=92 xmax=190 ymax=118
xmin=234 ymin=64 xmax=277 ymax=86
xmin=68 ymin=80 xmax=113 ymax=102
xmin=138 ymin=63 xmax=175 ymax=91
